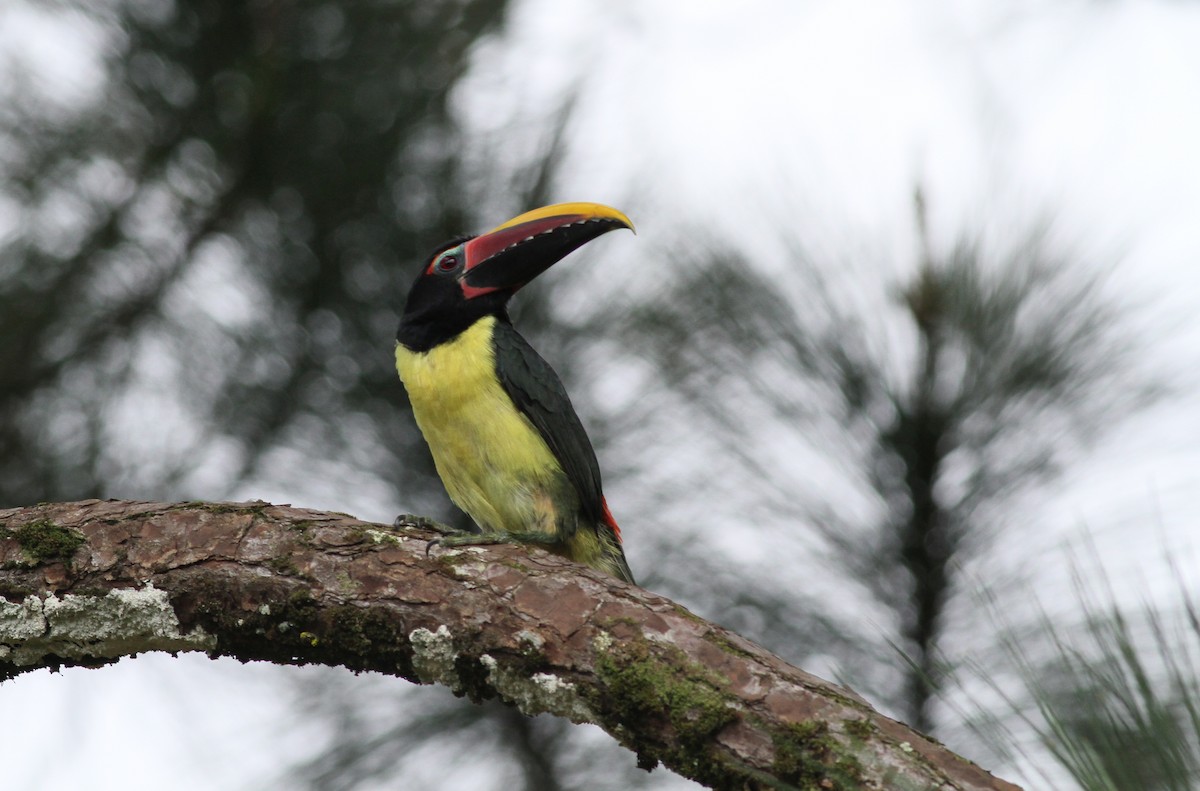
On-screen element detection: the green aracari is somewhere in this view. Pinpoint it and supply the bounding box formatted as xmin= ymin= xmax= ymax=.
xmin=395 ymin=203 xmax=635 ymax=583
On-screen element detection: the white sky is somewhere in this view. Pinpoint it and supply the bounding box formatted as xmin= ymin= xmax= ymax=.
xmin=5 ymin=1 xmax=1200 ymax=789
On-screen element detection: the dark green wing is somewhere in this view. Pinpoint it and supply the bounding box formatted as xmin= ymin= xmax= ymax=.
xmin=491 ymin=320 xmax=605 ymax=525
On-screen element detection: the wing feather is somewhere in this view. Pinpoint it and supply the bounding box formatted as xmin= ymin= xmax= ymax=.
xmin=491 ymin=321 xmax=605 ymax=525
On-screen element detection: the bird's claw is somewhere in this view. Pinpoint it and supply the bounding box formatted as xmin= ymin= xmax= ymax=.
xmin=393 ymin=514 xmax=457 ymax=535
xmin=424 ymin=534 xmax=500 ymax=557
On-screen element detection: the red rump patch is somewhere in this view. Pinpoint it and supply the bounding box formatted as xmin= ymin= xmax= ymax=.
xmin=600 ymin=497 xmax=622 ymax=542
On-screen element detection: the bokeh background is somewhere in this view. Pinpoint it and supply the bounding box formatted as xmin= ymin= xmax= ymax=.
xmin=3 ymin=1 xmax=1199 ymax=789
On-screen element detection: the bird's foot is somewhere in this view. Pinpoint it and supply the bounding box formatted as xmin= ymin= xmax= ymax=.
xmin=392 ymin=513 xmax=459 ymax=535
xmin=429 ymin=531 xmax=514 ymax=548
xmin=425 ymin=530 xmax=559 ymax=557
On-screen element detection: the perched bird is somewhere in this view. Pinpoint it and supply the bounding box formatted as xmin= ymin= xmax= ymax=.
xmin=395 ymin=202 xmax=635 ymax=583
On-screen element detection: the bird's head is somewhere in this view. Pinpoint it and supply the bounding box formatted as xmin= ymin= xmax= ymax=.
xmin=397 ymin=202 xmax=634 ymax=350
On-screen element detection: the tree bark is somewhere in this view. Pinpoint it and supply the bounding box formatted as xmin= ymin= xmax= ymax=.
xmin=0 ymin=499 xmax=1019 ymax=790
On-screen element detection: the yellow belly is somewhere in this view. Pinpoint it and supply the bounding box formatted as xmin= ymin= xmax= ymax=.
xmin=394 ymin=316 xmax=564 ymax=535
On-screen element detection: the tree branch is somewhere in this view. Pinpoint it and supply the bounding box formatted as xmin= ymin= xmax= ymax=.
xmin=0 ymin=499 xmax=1019 ymax=790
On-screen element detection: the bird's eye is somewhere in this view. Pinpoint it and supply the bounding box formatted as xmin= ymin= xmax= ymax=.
xmin=437 ymin=255 xmax=458 ymax=272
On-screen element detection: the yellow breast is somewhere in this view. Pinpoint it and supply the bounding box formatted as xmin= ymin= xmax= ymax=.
xmin=394 ymin=316 xmax=562 ymax=534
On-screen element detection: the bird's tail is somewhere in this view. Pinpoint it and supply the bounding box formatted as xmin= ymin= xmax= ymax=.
xmin=600 ymin=498 xmax=635 ymax=585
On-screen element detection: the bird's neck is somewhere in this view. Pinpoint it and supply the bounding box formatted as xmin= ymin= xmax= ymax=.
xmin=396 ymin=305 xmax=510 ymax=353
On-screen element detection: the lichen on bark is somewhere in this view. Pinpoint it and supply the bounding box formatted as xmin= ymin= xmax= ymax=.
xmin=0 ymin=584 xmax=215 ymax=671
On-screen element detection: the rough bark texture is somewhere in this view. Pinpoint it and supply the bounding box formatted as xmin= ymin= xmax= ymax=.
xmin=0 ymin=499 xmax=1020 ymax=790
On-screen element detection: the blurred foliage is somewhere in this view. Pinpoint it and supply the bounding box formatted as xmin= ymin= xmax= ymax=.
xmin=0 ymin=0 xmax=504 ymax=511
xmin=971 ymin=562 xmax=1200 ymax=791
xmin=609 ymin=191 xmax=1160 ymax=733
xmin=280 ymin=669 xmax=695 ymax=791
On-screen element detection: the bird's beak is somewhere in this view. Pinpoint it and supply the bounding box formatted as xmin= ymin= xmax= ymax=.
xmin=460 ymin=202 xmax=634 ymax=299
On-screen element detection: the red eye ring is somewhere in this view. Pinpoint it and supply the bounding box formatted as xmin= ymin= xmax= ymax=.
xmin=437 ymin=255 xmax=458 ymax=272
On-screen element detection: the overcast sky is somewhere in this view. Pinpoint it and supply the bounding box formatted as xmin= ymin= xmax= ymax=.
xmin=5 ymin=1 xmax=1200 ymax=789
